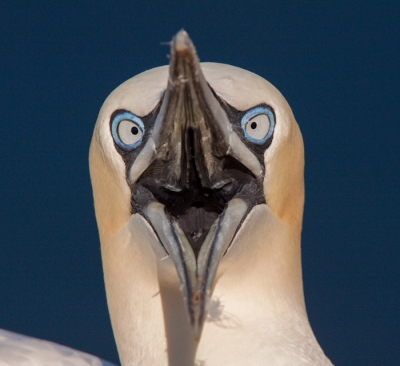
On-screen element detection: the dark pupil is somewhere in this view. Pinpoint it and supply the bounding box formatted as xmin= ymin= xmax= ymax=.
xmin=250 ymin=121 xmax=257 ymax=129
xmin=131 ymin=126 xmax=139 ymax=135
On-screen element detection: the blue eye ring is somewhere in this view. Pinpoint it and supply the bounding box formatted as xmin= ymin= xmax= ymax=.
xmin=111 ymin=111 xmax=145 ymax=150
xmin=241 ymin=106 xmax=275 ymax=144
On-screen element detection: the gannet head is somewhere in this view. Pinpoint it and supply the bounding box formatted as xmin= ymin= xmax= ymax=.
xmin=89 ymin=31 xmax=319 ymax=364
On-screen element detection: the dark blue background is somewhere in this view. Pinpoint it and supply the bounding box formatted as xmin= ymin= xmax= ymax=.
xmin=0 ymin=2 xmax=399 ymax=365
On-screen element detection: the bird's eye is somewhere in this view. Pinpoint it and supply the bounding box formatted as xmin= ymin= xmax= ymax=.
xmin=241 ymin=106 xmax=275 ymax=144
xmin=111 ymin=112 xmax=144 ymax=149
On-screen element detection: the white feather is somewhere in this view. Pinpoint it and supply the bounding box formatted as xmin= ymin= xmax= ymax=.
xmin=0 ymin=329 xmax=117 ymax=366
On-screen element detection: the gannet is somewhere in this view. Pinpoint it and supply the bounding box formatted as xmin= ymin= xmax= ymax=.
xmin=0 ymin=30 xmax=333 ymax=366
xmin=89 ymin=30 xmax=333 ymax=365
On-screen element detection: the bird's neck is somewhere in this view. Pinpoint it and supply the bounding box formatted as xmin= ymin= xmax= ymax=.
xmin=101 ymin=205 xmax=330 ymax=365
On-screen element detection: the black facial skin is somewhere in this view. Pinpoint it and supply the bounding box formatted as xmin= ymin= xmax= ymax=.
xmin=111 ymin=97 xmax=275 ymax=257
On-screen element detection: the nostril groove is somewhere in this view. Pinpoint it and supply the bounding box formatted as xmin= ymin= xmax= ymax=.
xmin=187 ymin=127 xmax=195 ymax=160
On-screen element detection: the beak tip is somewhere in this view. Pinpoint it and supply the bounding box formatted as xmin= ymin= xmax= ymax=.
xmin=173 ymin=29 xmax=195 ymax=54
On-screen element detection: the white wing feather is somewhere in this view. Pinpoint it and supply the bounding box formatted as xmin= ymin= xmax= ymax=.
xmin=0 ymin=329 xmax=117 ymax=366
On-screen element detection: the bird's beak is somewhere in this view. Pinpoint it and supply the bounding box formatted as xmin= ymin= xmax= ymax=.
xmin=134 ymin=30 xmax=263 ymax=340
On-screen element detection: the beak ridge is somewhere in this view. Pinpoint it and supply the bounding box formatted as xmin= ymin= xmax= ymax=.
xmin=138 ymin=31 xmax=261 ymax=340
